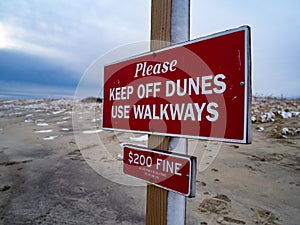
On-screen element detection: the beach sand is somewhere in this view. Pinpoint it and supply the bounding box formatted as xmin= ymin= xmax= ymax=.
xmin=0 ymin=97 xmax=299 ymax=224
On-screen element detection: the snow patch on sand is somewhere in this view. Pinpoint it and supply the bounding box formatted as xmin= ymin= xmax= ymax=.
xmin=56 ymin=121 xmax=67 ymax=124
xmin=35 ymin=129 xmax=53 ymax=133
xmin=129 ymin=135 xmax=148 ymax=142
xmin=52 ymin=110 xmax=66 ymax=115
xmin=43 ymin=135 xmax=58 ymax=140
xmin=36 ymin=123 xmax=48 ymax=127
xmin=82 ymin=129 xmax=103 ymax=134
xmin=61 ymin=128 xmax=71 ymax=131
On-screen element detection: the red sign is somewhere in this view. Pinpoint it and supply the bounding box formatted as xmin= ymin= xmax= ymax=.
xmin=123 ymin=145 xmax=196 ymax=197
xmin=103 ymin=26 xmax=252 ymax=143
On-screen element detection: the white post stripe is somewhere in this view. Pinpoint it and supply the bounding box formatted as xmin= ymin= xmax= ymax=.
xmin=167 ymin=0 xmax=190 ymax=224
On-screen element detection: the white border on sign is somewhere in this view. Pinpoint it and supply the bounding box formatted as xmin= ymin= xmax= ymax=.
xmin=122 ymin=144 xmax=196 ymax=197
xmin=244 ymin=27 xmax=252 ymax=144
xmin=103 ymin=25 xmax=252 ymax=144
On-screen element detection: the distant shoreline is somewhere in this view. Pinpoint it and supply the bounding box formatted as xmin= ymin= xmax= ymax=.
xmin=0 ymin=93 xmax=75 ymax=101
xmin=1 ymin=92 xmax=298 ymax=101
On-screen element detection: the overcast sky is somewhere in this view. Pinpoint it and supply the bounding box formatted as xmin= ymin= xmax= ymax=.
xmin=0 ymin=0 xmax=299 ymax=99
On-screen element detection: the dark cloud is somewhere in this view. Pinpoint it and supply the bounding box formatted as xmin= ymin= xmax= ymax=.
xmin=0 ymin=49 xmax=80 ymax=87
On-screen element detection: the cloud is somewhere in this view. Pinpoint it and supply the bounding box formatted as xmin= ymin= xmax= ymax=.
xmin=0 ymin=49 xmax=80 ymax=98
xmin=0 ymin=0 xmax=299 ymax=98
xmin=75 ymin=41 xmax=150 ymax=99
xmin=191 ymin=0 xmax=300 ymax=97
xmin=0 ymin=0 xmax=150 ymax=73
xmin=0 ymin=0 xmax=151 ymax=99
xmin=0 ymin=22 xmax=72 ymax=64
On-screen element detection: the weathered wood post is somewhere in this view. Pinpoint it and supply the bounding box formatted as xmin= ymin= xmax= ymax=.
xmin=146 ymin=0 xmax=190 ymax=224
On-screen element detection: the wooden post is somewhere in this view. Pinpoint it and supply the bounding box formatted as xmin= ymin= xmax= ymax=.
xmin=146 ymin=0 xmax=190 ymax=224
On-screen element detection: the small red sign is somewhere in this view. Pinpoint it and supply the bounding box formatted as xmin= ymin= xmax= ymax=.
xmin=123 ymin=145 xmax=196 ymax=197
xmin=103 ymin=26 xmax=252 ymax=143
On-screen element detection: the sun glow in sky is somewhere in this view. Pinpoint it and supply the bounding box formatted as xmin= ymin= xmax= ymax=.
xmin=0 ymin=23 xmax=15 ymax=49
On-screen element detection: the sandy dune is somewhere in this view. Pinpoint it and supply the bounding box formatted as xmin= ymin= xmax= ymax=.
xmin=0 ymin=97 xmax=299 ymax=224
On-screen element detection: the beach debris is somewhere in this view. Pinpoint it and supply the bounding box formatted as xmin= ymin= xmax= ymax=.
xmin=281 ymin=127 xmax=289 ymax=135
xmin=251 ymin=97 xmax=300 ymax=139
xmin=257 ymin=126 xmax=264 ymax=132
xmin=257 ymin=127 xmax=264 ymax=132
xmin=279 ymin=111 xmax=292 ymax=119
xmin=252 ymin=97 xmax=299 ymax=122
xmin=271 ymin=126 xmax=300 ymax=138
xmin=34 ymin=129 xmax=53 ymax=133
xmin=258 ymin=112 xmax=275 ymax=123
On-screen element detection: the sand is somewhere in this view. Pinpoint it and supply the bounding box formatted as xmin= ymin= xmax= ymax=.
xmin=0 ymin=97 xmax=299 ymax=224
